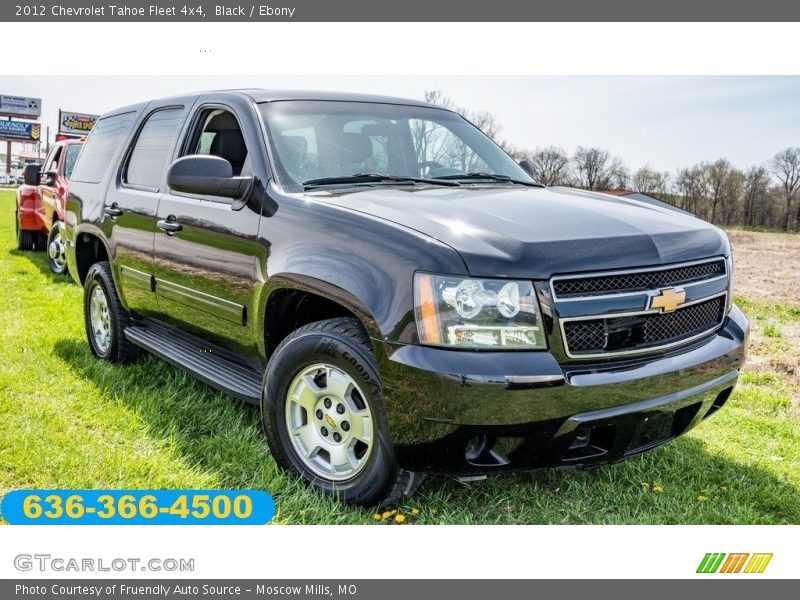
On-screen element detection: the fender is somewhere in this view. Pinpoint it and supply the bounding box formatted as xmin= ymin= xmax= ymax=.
xmin=257 ymin=186 xmax=468 ymax=354
xmin=70 ymin=222 xmax=117 ymax=288
xmin=257 ymin=273 xmax=383 ymax=363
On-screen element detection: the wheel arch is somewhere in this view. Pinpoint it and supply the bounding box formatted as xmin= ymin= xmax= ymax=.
xmin=74 ymin=228 xmax=112 ymax=285
xmin=262 ymin=275 xmax=383 ymax=359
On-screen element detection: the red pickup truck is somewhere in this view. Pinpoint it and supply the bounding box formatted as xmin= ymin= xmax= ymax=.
xmin=15 ymin=139 xmax=83 ymax=274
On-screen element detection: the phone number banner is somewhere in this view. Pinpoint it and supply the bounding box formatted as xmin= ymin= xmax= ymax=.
xmin=0 ymin=119 xmax=41 ymax=142
xmin=4 ymin=0 xmax=800 ymax=22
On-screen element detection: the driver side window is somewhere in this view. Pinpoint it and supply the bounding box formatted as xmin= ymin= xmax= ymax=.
xmin=187 ymin=109 xmax=250 ymax=176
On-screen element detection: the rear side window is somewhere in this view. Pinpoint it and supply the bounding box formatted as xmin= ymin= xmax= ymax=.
xmin=124 ymin=107 xmax=185 ymax=190
xmin=71 ymin=112 xmax=135 ymax=184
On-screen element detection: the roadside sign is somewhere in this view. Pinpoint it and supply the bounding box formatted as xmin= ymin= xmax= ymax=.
xmin=0 ymin=119 xmax=41 ymax=142
xmin=59 ymin=110 xmax=99 ymax=137
xmin=0 ymin=95 xmax=42 ymax=118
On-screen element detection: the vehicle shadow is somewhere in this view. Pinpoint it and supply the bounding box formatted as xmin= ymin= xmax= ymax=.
xmin=9 ymin=248 xmax=75 ymax=286
xmin=53 ymin=337 xmax=799 ymax=524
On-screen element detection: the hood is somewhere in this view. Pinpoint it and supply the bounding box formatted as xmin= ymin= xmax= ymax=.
xmin=309 ymin=185 xmax=729 ymax=279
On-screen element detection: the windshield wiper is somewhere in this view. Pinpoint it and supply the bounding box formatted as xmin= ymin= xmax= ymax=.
xmin=303 ymin=173 xmax=461 ymax=190
xmin=435 ymin=172 xmax=544 ymax=187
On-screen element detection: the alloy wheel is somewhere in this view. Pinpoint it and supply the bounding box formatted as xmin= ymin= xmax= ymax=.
xmin=284 ymin=363 xmax=374 ymax=481
xmin=89 ymin=283 xmax=112 ymax=354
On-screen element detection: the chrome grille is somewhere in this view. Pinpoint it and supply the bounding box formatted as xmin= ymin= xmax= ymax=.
xmin=553 ymin=259 xmax=726 ymax=298
xmin=562 ymin=295 xmax=726 ymax=358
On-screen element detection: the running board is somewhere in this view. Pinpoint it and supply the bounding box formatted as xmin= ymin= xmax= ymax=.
xmin=124 ymin=325 xmax=263 ymax=404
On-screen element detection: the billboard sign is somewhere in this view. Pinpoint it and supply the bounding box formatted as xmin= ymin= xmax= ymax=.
xmin=59 ymin=110 xmax=99 ymax=137
xmin=0 ymin=119 xmax=41 ymax=142
xmin=0 ymin=95 xmax=42 ymax=118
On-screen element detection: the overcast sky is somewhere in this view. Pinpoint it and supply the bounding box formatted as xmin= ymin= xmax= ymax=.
xmin=2 ymin=75 xmax=798 ymax=173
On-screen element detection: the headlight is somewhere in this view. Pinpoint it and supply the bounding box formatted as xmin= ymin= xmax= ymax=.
xmin=414 ymin=273 xmax=547 ymax=349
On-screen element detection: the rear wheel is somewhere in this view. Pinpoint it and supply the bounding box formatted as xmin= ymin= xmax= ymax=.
xmin=47 ymin=221 xmax=69 ymax=275
xmin=262 ymin=318 xmax=405 ymax=506
xmin=15 ymin=213 xmax=35 ymax=251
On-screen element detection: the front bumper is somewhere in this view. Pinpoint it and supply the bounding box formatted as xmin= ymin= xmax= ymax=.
xmin=378 ymin=305 xmax=749 ymax=474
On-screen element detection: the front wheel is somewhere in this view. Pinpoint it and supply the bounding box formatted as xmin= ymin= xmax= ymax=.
xmin=262 ymin=318 xmax=403 ymax=506
xmin=47 ymin=221 xmax=69 ymax=275
xmin=83 ymin=261 xmax=142 ymax=363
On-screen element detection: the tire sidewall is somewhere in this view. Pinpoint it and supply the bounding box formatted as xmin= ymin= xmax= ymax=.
xmin=83 ymin=265 xmax=120 ymax=360
xmin=262 ymin=329 xmax=396 ymax=505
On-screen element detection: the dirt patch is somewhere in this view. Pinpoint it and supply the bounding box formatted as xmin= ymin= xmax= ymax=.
xmin=727 ymin=230 xmax=800 ymax=410
xmin=727 ymin=230 xmax=800 ymax=303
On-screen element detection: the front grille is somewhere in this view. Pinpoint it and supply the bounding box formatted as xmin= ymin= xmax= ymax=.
xmin=562 ymin=295 xmax=726 ymax=357
xmin=553 ymin=259 xmax=726 ymax=298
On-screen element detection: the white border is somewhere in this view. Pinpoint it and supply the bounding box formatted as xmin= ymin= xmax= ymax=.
xmin=1 ymin=23 xmax=799 ymax=76
xmin=0 ymin=525 xmax=796 ymax=579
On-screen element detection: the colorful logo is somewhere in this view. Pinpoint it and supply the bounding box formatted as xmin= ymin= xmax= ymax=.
xmin=696 ymin=553 xmax=773 ymax=574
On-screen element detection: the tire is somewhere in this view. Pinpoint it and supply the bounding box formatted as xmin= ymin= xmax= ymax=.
xmin=83 ymin=261 xmax=142 ymax=363
xmin=36 ymin=232 xmax=48 ymax=251
xmin=15 ymin=213 xmax=35 ymax=251
xmin=262 ymin=317 xmax=404 ymax=506
xmin=46 ymin=221 xmax=69 ymax=275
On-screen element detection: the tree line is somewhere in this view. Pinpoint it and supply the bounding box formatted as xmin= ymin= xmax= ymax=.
xmin=425 ymin=90 xmax=800 ymax=232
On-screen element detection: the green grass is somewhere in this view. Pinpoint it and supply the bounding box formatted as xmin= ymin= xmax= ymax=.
xmin=1 ymin=188 xmax=798 ymax=524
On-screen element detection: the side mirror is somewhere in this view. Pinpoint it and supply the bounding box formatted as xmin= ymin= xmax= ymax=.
xmin=167 ymin=155 xmax=253 ymax=201
xmin=23 ymin=163 xmax=41 ymax=186
xmin=44 ymin=170 xmax=59 ymax=186
xmin=518 ymin=158 xmax=535 ymax=178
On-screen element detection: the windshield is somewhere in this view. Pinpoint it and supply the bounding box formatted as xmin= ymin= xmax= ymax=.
xmin=63 ymin=143 xmax=83 ymax=180
xmin=258 ymin=100 xmax=535 ymax=191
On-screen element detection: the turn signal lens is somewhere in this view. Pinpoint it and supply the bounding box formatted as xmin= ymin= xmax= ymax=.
xmin=415 ymin=273 xmax=442 ymax=345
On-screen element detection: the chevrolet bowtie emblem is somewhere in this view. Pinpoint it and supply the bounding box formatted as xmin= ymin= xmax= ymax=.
xmin=325 ymin=414 xmax=336 ymax=428
xmin=649 ymin=287 xmax=687 ymax=313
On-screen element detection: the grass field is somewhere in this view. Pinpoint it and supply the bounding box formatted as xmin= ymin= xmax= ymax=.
xmin=1 ymin=188 xmax=798 ymax=524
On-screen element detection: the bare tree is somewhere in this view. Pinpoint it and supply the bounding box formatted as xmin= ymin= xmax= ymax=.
xmin=674 ymin=164 xmax=709 ymax=217
xmin=706 ymin=159 xmax=736 ymax=223
xmin=609 ymin=160 xmax=630 ymax=190
xmin=742 ymin=166 xmax=770 ymax=227
xmin=525 ymin=146 xmax=571 ymax=186
xmin=770 ymin=147 xmax=800 ymax=231
xmin=572 ymin=146 xmax=626 ymax=191
xmin=633 ymin=166 xmax=670 ymax=198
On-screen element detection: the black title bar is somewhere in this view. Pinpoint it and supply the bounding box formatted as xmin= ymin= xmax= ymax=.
xmin=4 ymin=0 xmax=800 ymax=21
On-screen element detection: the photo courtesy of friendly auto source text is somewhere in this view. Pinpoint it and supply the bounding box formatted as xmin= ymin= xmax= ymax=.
xmin=0 ymin=0 xmax=797 ymax=591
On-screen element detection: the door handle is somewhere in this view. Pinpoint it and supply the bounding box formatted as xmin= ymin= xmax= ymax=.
xmin=157 ymin=217 xmax=183 ymax=235
xmin=103 ymin=204 xmax=123 ymax=217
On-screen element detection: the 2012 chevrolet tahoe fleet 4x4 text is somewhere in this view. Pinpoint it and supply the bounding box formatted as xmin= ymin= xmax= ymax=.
xmin=64 ymin=90 xmax=749 ymax=506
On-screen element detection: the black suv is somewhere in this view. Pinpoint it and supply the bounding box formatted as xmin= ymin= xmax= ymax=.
xmin=64 ymin=90 xmax=748 ymax=506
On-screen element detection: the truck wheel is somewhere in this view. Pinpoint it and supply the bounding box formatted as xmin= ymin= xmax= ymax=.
xmin=262 ymin=318 xmax=402 ymax=506
xmin=83 ymin=261 xmax=141 ymax=363
xmin=15 ymin=213 xmax=35 ymax=251
xmin=46 ymin=222 xmax=69 ymax=275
